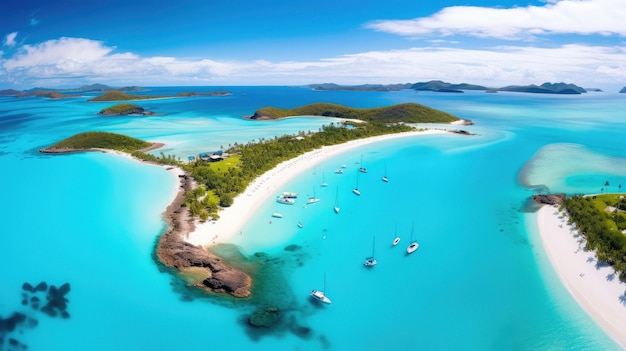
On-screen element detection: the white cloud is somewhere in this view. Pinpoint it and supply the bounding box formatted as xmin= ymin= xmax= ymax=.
xmin=366 ymin=0 xmax=626 ymax=40
xmin=2 ymin=36 xmax=626 ymax=89
xmin=4 ymin=32 xmax=18 ymax=47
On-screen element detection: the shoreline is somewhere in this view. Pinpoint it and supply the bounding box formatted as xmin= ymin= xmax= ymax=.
xmin=186 ymin=128 xmax=448 ymax=247
xmin=536 ymin=205 xmax=626 ymax=348
xmin=72 ymin=146 xmax=254 ymax=297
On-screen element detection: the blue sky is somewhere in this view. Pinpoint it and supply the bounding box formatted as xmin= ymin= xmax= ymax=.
xmin=1 ymin=0 xmax=625 ymax=89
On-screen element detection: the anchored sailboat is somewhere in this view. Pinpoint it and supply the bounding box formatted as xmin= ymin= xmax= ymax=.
xmin=310 ymin=273 xmax=332 ymax=304
xmin=321 ymin=172 xmax=328 ymax=187
xmin=358 ymin=155 xmax=367 ymax=173
xmin=406 ymin=222 xmax=419 ymax=254
xmin=352 ymin=172 xmax=361 ymax=196
xmin=307 ymin=187 xmax=320 ymax=204
xmin=382 ymin=164 xmax=389 ymax=183
xmin=334 ymin=187 xmax=340 ymax=214
xmin=363 ymin=236 xmax=378 ymax=267
xmin=392 ymin=222 xmax=400 ymax=246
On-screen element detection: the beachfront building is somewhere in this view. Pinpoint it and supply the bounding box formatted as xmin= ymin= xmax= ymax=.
xmin=198 ymin=150 xmax=229 ymax=162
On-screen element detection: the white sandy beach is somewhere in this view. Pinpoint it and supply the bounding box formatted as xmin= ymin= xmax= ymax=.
xmin=537 ymin=205 xmax=626 ymax=349
xmin=185 ymin=129 xmax=447 ymax=246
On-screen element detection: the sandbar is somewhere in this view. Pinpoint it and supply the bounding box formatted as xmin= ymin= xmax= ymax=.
xmin=185 ymin=129 xmax=447 ymax=246
xmin=536 ymin=205 xmax=626 ymax=348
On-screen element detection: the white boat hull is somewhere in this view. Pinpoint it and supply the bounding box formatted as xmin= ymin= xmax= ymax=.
xmin=407 ymin=242 xmax=419 ymax=254
xmin=307 ymin=197 xmax=320 ymax=204
xmin=310 ymin=290 xmax=332 ymax=304
xmin=363 ymin=257 xmax=377 ymax=267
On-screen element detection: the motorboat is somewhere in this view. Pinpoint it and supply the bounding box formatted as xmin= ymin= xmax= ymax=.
xmin=276 ymin=195 xmax=296 ymax=205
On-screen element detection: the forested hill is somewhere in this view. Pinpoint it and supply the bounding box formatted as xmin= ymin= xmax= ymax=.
xmin=249 ymin=102 xmax=459 ymax=123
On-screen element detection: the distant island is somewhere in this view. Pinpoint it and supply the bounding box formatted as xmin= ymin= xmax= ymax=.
xmin=0 ymin=83 xmax=231 ymax=100
xmin=497 ymin=82 xmax=586 ymax=94
xmin=307 ymin=81 xmax=592 ymax=95
xmin=411 ymin=80 xmax=489 ymax=92
xmin=308 ymin=83 xmax=413 ymax=91
xmin=98 ymin=103 xmax=155 ymax=116
xmin=248 ymin=102 xmax=460 ymax=123
xmin=620 ymin=87 xmax=626 ymax=93
xmin=0 ymin=83 xmax=144 ymax=98
xmin=88 ymin=90 xmax=231 ymax=102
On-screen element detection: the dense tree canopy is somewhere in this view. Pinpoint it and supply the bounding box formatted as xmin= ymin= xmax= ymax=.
xmin=562 ymin=194 xmax=626 ymax=281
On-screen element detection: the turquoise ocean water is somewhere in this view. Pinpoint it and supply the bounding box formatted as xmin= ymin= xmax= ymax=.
xmin=1 ymin=87 xmax=625 ymax=350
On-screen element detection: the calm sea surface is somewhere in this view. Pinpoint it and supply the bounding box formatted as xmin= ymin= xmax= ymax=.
xmin=1 ymin=87 xmax=625 ymax=350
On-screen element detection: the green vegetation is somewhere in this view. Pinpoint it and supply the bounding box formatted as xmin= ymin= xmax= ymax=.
xmin=252 ymin=102 xmax=459 ymax=123
xmin=98 ymin=103 xmax=145 ymax=115
xmin=131 ymin=150 xmax=182 ymax=165
xmin=561 ymin=194 xmax=626 ymax=281
xmin=44 ymin=132 xmax=151 ymax=153
xmin=88 ymin=91 xmax=166 ymax=101
xmin=45 ymin=104 xmax=452 ymax=227
xmin=182 ymin=121 xmax=416 ymax=220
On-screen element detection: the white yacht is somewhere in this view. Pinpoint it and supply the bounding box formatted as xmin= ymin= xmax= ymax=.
xmin=310 ymin=274 xmax=332 ymax=304
xmin=310 ymin=290 xmax=332 ymax=304
xmin=276 ymin=196 xmax=296 ymax=205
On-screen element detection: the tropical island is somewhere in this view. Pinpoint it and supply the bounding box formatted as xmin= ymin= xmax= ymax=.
xmin=40 ymin=102 xmax=471 ymax=329
xmin=39 ymin=131 xmax=163 ymax=154
xmin=97 ymin=103 xmax=155 ymax=116
xmin=307 ymin=81 xmax=590 ymax=94
xmin=248 ymin=102 xmax=459 ymax=123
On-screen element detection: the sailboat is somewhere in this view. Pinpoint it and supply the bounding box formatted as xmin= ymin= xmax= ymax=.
xmin=392 ymin=222 xmax=400 ymax=246
xmin=321 ymin=172 xmax=328 ymax=187
xmin=333 ymin=187 xmax=340 ymax=214
xmin=406 ymin=223 xmax=419 ymax=254
xmin=272 ymin=203 xmax=283 ymax=218
xmin=310 ymin=273 xmax=332 ymax=304
xmin=352 ymin=172 xmax=361 ymax=196
xmin=363 ymin=236 xmax=378 ymax=267
xmin=358 ymin=155 xmax=367 ymax=173
xmin=307 ymin=187 xmax=320 ymax=204
xmin=381 ymin=164 xmax=389 ymax=183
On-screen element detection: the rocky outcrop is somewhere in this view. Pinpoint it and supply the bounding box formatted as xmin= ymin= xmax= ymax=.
xmin=532 ymin=193 xmax=566 ymax=205
xmin=155 ymin=170 xmax=252 ymax=298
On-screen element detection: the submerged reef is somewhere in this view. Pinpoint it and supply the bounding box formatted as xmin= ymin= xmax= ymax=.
xmin=1 ymin=281 xmax=71 ymax=351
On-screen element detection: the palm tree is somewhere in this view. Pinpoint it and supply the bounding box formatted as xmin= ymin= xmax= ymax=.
xmin=619 ymin=184 xmax=622 ymax=193
xmin=605 ymin=180 xmax=610 ymax=193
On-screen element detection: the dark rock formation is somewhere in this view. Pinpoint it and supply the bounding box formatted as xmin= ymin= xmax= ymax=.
xmin=156 ymin=170 xmax=252 ymax=298
xmin=532 ymin=193 xmax=566 ymax=205
xmin=248 ymin=306 xmax=281 ymax=328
